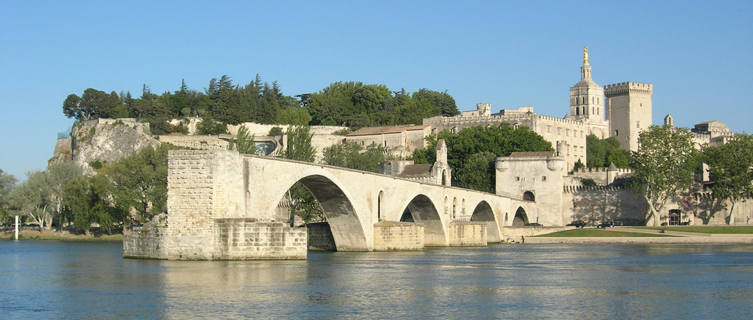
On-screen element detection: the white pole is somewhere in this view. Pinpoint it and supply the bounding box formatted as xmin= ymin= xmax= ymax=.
xmin=14 ymin=216 xmax=19 ymax=241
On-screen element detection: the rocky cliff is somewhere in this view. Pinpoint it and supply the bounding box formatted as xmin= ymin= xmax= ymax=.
xmin=65 ymin=118 xmax=159 ymax=174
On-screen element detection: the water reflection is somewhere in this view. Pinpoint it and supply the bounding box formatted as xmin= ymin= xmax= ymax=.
xmin=1 ymin=242 xmax=753 ymax=319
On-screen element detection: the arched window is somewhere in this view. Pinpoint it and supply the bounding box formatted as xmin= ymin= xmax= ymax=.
xmin=523 ymin=191 xmax=535 ymax=202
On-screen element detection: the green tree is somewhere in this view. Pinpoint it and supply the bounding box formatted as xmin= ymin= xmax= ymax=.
xmin=307 ymin=82 xmax=458 ymax=127
xmin=276 ymin=107 xmax=312 ymax=125
xmin=268 ymin=126 xmax=284 ymax=136
xmin=45 ymin=162 xmax=83 ymax=230
xmin=0 ymin=169 xmax=17 ymax=226
xmin=8 ymin=171 xmax=52 ymax=230
xmin=62 ymin=88 xmax=124 ymax=121
xmin=283 ymin=126 xmax=316 ymax=162
xmin=279 ymin=126 xmax=323 ymax=223
xmin=259 ymin=82 xmax=281 ymax=124
xmin=63 ymin=175 xmax=117 ymax=234
xmin=323 ymin=142 xmax=389 ymax=173
xmin=105 ymin=144 xmax=172 ymax=224
xmin=411 ymin=124 xmax=552 ymax=191
xmin=586 ymin=134 xmax=630 ymax=168
xmin=286 ymin=183 xmax=325 ymax=224
xmin=412 ymin=88 xmax=459 ymax=117
xmin=703 ymin=135 xmax=753 ymax=224
xmin=630 ymin=126 xmax=698 ymax=226
xmin=573 ymin=159 xmax=585 ymax=172
xmin=228 ymin=126 xmax=257 ymax=155
xmin=456 ymin=152 xmax=497 ymax=193
xmin=196 ymin=117 xmax=228 ymax=135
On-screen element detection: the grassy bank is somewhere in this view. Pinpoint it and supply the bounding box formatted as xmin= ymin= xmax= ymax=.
xmin=640 ymin=226 xmax=753 ymax=234
xmin=536 ymin=229 xmax=674 ymax=237
xmin=1 ymin=230 xmax=122 ymax=242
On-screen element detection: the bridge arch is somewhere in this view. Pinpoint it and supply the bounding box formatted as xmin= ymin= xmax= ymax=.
xmin=470 ymin=200 xmax=501 ymax=242
xmin=398 ymin=194 xmax=447 ymax=246
xmin=275 ymin=174 xmax=367 ymax=251
xmin=512 ymin=206 xmax=529 ymax=227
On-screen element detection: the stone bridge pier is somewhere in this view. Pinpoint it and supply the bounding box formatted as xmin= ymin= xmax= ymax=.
xmin=124 ymin=150 xmax=540 ymax=260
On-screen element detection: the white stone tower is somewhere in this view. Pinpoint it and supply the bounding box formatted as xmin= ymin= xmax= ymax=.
xmin=604 ymin=81 xmax=653 ymax=151
xmin=569 ymin=46 xmax=605 ymax=123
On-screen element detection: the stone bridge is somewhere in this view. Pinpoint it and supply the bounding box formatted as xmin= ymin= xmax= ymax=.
xmin=124 ymin=150 xmax=539 ymax=260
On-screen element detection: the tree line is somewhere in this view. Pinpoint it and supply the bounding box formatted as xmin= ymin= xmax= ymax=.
xmin=62 ymin=76 xmax=460 ymax=134
xmin=1 ymin=145 xmax=172 ymax=234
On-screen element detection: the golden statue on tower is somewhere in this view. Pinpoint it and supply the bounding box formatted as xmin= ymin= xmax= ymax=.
xmin=583 ymin=46 xmax=589 ymax=64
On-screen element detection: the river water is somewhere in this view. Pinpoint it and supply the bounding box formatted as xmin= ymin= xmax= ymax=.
xmin=1 ymin=241 xmax=752 ymax=319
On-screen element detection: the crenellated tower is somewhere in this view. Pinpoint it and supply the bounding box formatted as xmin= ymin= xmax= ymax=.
xmin=569 ymin=46 xmax=605 ymax=124
xmin=604 ymin=81 xmax=653 ymax=151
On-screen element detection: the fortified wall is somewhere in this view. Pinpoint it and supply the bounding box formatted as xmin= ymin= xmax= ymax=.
xmin=571 ymin=166 xmax=633 ymax=185
xmin=562 ymin=185 xmax=646 ymax=225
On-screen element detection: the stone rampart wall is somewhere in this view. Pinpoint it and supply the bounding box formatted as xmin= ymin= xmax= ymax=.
xmin=158 ymin=135 xmax=228 ymax=150
xmin=563 ymin=187 xmax=646 ymax=225
xmin=571 ymin=167 xmax=632 ymax=185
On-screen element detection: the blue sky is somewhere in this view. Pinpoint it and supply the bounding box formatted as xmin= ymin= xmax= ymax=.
xmin=1 ymin=1 xmax=751 ymax=180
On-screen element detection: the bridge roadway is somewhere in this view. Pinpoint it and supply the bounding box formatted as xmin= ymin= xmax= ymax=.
xmin=167 ymin=150 xmax=537 ymax=252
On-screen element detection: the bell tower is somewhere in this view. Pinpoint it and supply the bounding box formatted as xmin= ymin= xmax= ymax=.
xmin=569 ymin=46 xmax=605 ymax=123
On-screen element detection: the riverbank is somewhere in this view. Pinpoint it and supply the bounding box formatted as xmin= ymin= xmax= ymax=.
xmin=1 ymin=230 xmax=122 ymax=242
xmin=529 ymin=226 xmax=753 ymax=244
xmin=525 ymin=236 xmax=753 ymax=244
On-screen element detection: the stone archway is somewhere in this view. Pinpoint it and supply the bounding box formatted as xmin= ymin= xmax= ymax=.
xmin=523 ymin=191 xmax=535 ymax=202
xmin=279 ymin=174 xmax=367 ymax=251
xmin=401 ymin=194 xmax=446 ymax=246
xmin=470 ymin=201 xmax=501 ymax=242
xmin=512 ymin=207 xmax=529 ymax=227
